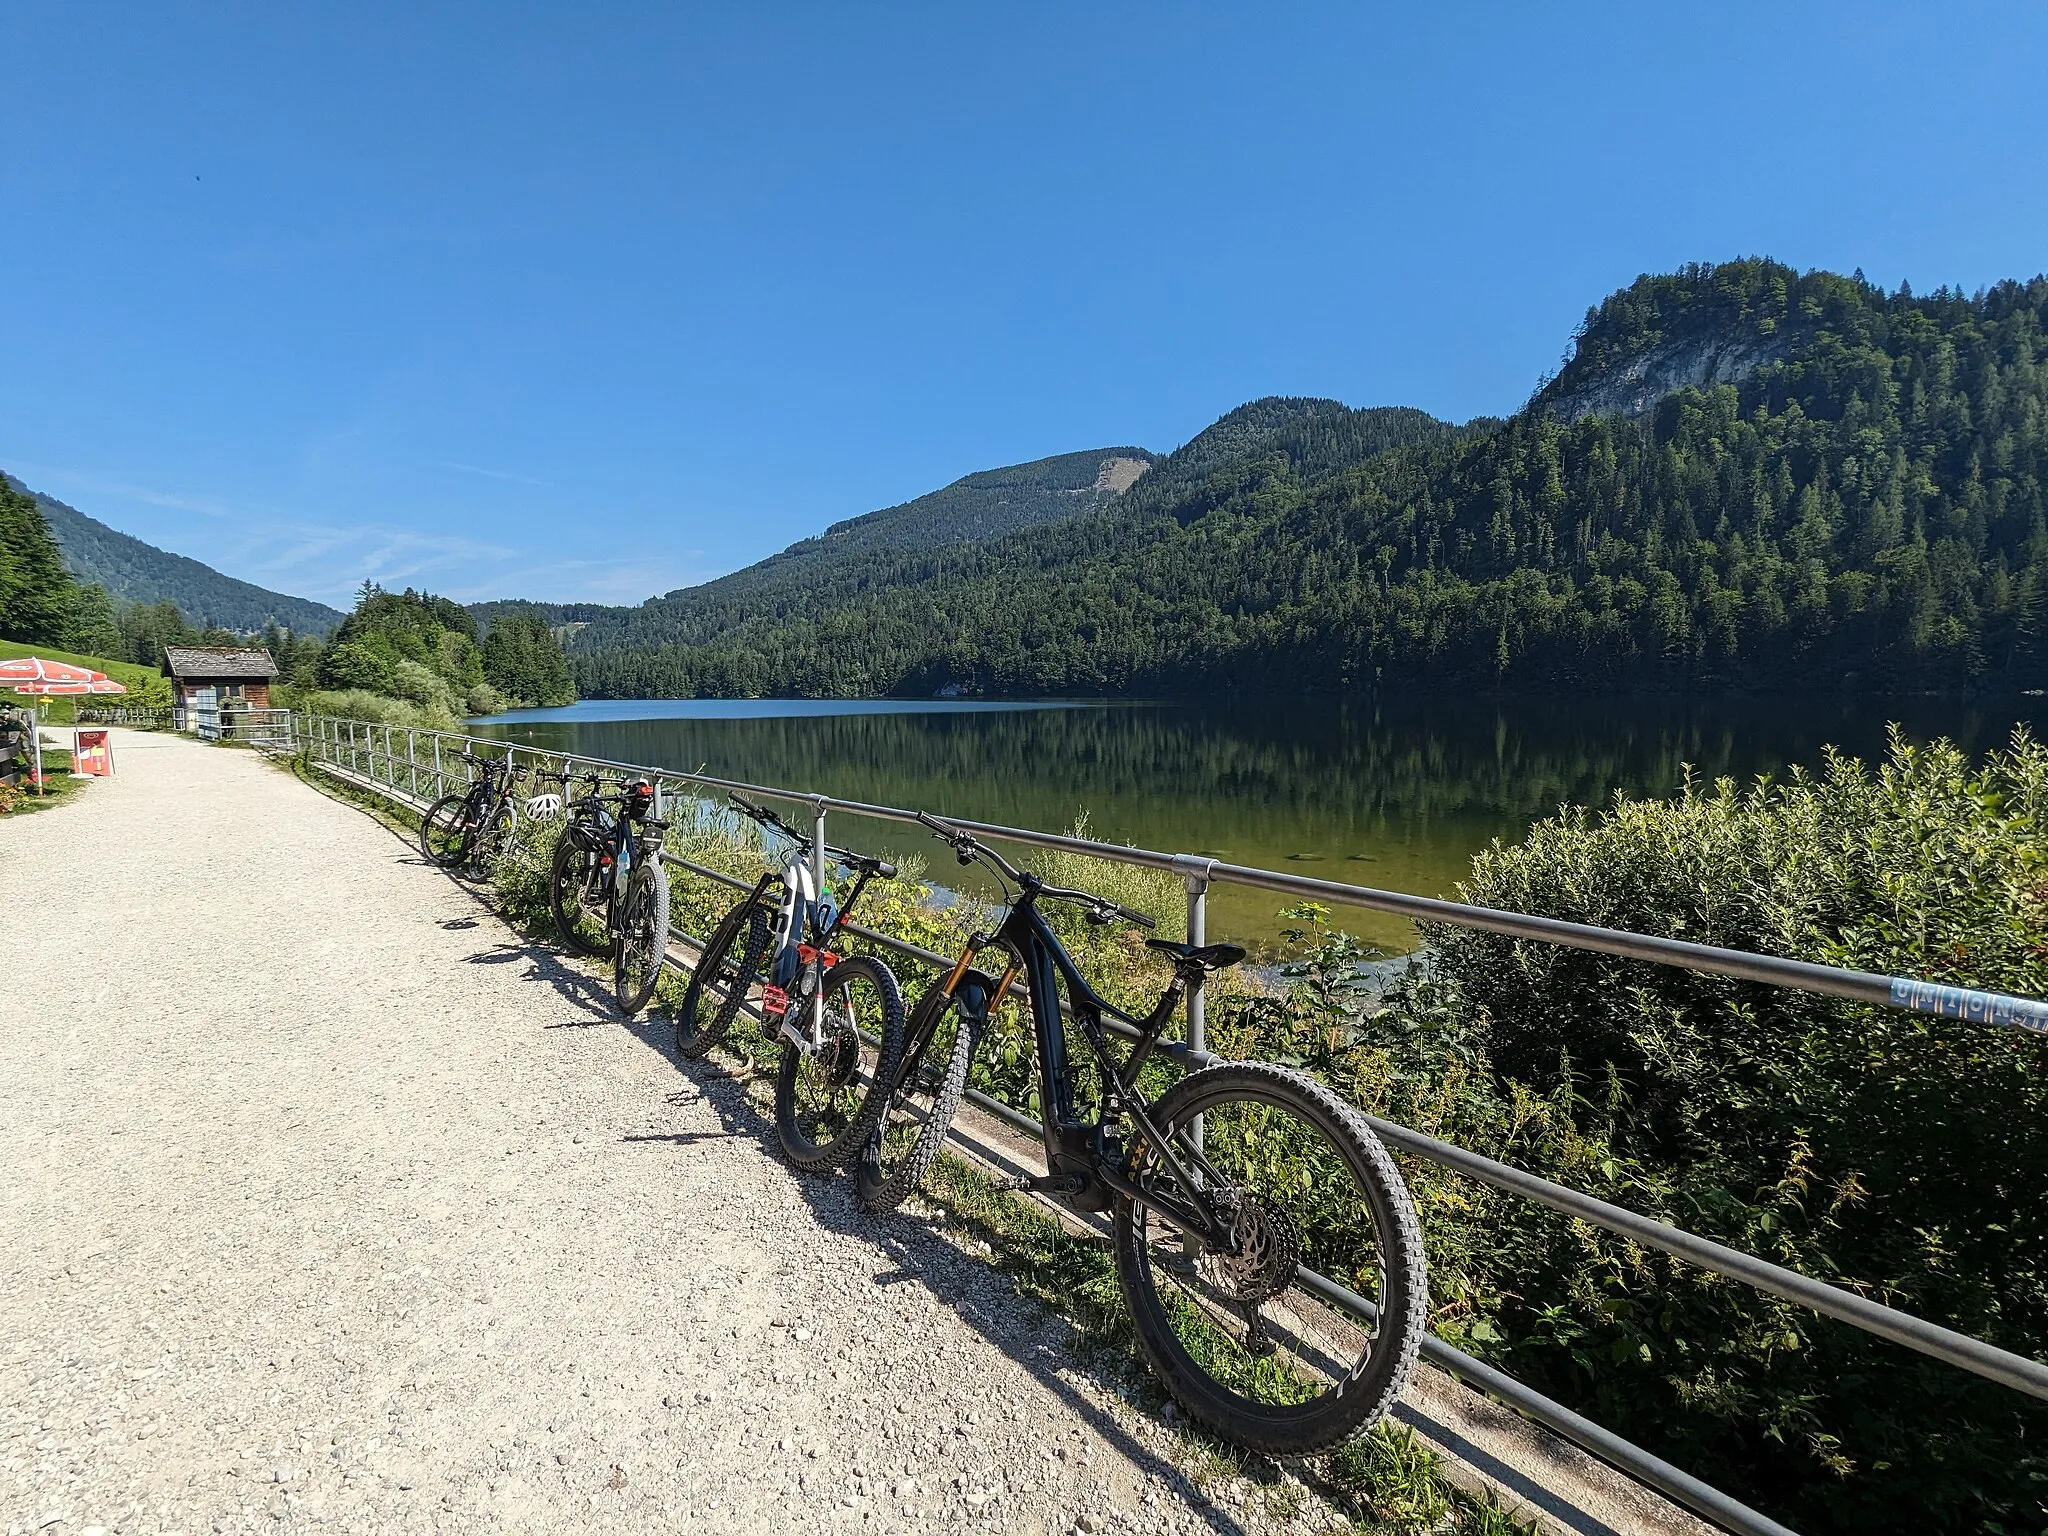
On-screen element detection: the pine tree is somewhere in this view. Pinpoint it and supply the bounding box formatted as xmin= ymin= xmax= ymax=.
xmin=0 ymin=481 xmax=78 ymax=645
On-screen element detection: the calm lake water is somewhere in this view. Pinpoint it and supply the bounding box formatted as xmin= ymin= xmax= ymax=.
xmin=470 ymin=694 xmax=2048 ymax=951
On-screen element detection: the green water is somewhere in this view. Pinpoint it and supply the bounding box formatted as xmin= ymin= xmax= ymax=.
xmin=470 ymin=693 xmax=2048 ymax=951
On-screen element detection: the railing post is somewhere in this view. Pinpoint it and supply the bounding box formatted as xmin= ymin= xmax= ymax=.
xmin=1174 ymin=855 xmax=1218 ymax=1150
xmin=407 ymin=728 xmax=418 ymax=800
xmin=433 ymin=733 xmax=443 ymax=798
xmin=809 ymin=797 xmax=830 ymax=917
xmin=382 ymin=724 xmax=392 ymax=787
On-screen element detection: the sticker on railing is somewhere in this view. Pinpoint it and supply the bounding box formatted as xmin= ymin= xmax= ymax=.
xmin=1890 ymin=977 xmax=2048 ymax=1032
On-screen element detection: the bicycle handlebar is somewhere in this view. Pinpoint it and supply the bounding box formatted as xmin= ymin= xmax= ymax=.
xmin=915 ymin=812 xmax=1155 ymax=929
xmin=733 ymin=794 xmax=897 ymax=879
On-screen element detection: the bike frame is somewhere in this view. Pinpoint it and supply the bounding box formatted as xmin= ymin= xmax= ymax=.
xmin=731 ymin=798 xmax=888 ymax=1053
xmin=969 ymin=882 xmax=1238 ymax=1245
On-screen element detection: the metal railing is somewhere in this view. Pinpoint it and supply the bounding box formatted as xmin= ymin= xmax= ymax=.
xmin=292 ymin=711 xmax=2048 ymax=1536
xmin=196 ymin=706 xmax=296 ymax=747
xmin=78 ymin=704 xmax=174 ymax=728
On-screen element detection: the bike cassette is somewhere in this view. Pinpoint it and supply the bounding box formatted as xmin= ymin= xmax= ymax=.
xmin=1200 ymin=1192 xmax=1302 ymax=1309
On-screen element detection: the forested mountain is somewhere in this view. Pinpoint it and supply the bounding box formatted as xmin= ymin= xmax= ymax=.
xmin=5 ymin=475 xmax=345 ymax=635
xmin=469 ymin=446 xmax=1165 ymax=638
xmin=565 ymin=260 xmax=2048 ymax=699
xmin=566 ymin=402 xmax=1462 ymax=687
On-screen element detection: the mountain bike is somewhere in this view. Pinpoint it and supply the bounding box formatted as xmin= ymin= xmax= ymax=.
xmin=540 ymin=772 xmax=672 ymax=1015
xmin=419 ymin=751 xmax=529 ymax=880
xmin=676 ymin=795 xmax=906 ymax=1172
xmin=605 ymin=778 xmax=673 ymax=1017
xmin=891 ymin=812 xmax=1428 ymax=1458
xmin=546 ymin=769 xmax=614 ymax=957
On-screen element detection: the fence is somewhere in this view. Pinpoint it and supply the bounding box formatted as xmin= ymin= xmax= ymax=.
xmin=194 ymin=705 xmax=295 ymax=747
xmin=291 ymin=711 xmax=2048 ymax=1536
xmin=78 ymin=704 xmax=173 ymax=728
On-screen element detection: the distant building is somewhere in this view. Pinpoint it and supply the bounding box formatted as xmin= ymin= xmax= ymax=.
xmin=162 ymin=647 xmax=279 ymax=732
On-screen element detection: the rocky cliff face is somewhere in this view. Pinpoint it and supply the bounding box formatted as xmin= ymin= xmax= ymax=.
xmin=1530 ymin=259 xmax=1834 ymax=423
xmin=1537 ymin=327 xmax=1797 ymax=421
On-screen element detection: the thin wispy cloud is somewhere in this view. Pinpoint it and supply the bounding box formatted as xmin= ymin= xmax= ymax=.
xmin=7 ymin=460 xmax=236 ymax=519
xmin=436 ymin=460 xmax=554 ymax=488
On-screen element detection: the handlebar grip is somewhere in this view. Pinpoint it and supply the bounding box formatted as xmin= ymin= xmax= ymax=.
xmin=875 ymin=860 xmax=898 ymax=880
xmin=1121 ymin=905 xmax=1158 ymax=930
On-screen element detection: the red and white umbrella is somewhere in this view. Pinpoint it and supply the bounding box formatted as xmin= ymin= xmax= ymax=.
xmin=3 ymin=659 xmax=127 ymax=789
xmin=12 ymin=678 xmax=127 ymax=695
xmin=0 ymin=656 xmax=99 ymax=684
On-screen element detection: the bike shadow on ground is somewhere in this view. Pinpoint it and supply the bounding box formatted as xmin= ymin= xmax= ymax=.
xmin=397 ymin=850 xmax=1275 ymax=1531
xmin=615 ymin=1028 xmax=1271 ymax=1536
xmin=455 ymin=935 xmax=621 ymax=1022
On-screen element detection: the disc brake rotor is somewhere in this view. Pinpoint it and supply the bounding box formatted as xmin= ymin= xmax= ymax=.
xmin=819 ymin=1023 xmax=861 ymax=1088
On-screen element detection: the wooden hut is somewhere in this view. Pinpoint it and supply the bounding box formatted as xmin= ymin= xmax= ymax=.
xmin=162 ymin=647 xmax=279 ymax=732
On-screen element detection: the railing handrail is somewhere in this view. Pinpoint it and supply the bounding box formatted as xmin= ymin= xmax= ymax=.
xmin=290 ymin=708 xmax=2048 ymax=1536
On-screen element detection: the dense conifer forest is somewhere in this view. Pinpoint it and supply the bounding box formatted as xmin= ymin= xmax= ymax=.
xmin=564 ymin=261 xmax=2048 ymax=699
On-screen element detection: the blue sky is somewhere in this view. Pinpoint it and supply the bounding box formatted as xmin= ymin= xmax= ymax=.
xmin=4 ymin=3 xmax=2045 ymax=610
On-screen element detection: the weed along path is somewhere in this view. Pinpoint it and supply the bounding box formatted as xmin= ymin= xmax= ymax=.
xmin=0 ymin=730 xmax=1322 ymax=1536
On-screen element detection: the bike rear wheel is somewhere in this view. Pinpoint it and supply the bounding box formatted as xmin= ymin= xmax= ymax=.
xmin=1111 ymin=1061 xmax=1426 ymax=1459
xmin=774 ymin=954 xmax=905 ymax=1173
xmin=549 ymin=835 xmax=613 ymax=956
xmin=676 ymin=899 xmax=771 ymax=1059
xmin=614 ymin=859 xmax=671 ymax=1017
xmin=419 ymin=793 xmax=472 ymax=867
xmin=856 ymin=975 xmax=985 ymax=1211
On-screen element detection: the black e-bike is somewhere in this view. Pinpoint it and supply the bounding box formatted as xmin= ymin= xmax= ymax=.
xmin=883 ymin=812 xmax=1427 ymax=1458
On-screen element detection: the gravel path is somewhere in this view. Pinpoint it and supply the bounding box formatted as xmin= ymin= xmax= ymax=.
xmin=0 ymin=732 xmax=1307 ymax=1536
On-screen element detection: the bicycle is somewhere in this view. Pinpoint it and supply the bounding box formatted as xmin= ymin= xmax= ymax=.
xmin=888 ymin=812 xmax=1428 ymax=1458
xmin=677 ymin=795 xmax=906 ymax=1172
xmin=545 ymin=770 xmax=614 ymax=957
xmin=419 ymin=751 xmax=528 ymax=880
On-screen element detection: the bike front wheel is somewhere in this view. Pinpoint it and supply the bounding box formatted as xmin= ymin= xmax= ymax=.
xmin=676 ymin=899 xmax=771 ymax=1059
xmin=419 ymin=793 xmax=472 ymax=867
xmin=614 ymin=859 xmax=671 ymax=1017
xmin=549 ymin=836 xmax=613 ymax=956
xmin=458 ymin=803 xmax=515 ymax=882
xmin=1111 ymin=1061 xmax=1427 ymax=1459
xmin=855 ymin=975 xmax=985 ymax=1211
xmin=774 ymin=954 xmax=905 ymax=1173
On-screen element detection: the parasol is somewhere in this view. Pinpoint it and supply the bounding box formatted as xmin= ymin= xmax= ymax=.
xmin=0 ymin=657 xmax=98 ymax=684
xmin=12 ymin=678 xmax=129 ymax=694
xmin=3 ymin=659 xmax=127 ymax=790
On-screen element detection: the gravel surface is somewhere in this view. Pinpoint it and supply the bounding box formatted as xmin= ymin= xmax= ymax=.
xmin=0 ymin=731 xmax=1333 ymax=1536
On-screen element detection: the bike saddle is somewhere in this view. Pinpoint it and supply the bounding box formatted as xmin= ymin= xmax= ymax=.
xmin=1145 ymin=939 xmax=1247 ymax=972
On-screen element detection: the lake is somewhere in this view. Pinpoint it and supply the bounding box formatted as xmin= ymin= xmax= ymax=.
xmin=469 ymin=693 xmax=2048 ymax=951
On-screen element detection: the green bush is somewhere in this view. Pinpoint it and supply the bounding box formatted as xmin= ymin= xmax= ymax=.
xmin=288 ymin=688 xmax=460 ymax=729
xmin=1288 ymin=728 xmax=2048 ymax=1536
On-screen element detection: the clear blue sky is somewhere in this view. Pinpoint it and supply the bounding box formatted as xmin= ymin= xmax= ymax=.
xmin=4 ymin=3 xmax=2045 ymax=610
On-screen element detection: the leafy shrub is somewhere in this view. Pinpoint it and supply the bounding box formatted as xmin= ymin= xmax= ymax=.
xmin=390 ymin=659 xmax=461 ymax=716
xmin=1354 ymin=728 xmax=2048 ymax=1535
xmin=288 ymin=688 xmax=460 ymax=729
